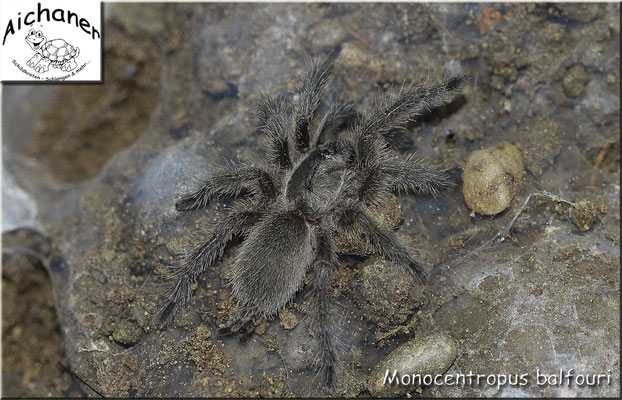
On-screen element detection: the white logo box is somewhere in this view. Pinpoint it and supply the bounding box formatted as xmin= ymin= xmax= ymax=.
xmin=0 ymin=0 xmax=102 ymax=82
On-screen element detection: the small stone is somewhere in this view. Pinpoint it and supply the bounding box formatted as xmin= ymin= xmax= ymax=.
xmin=492 ymin=65 xmax=518 ymax=81
xmin=103 ymin=249 xmax=116 ymax=263
xmin=570 ymin=199 xmax=599 ymax=232
xmin=254 ymin=320 xmax=267 ymax=335
xmin=166 ymin=236 xmax=186 ymax=256
xmin=462 ymin=143 xmax=524 ymax=215
xmin=556 ymin=3 xmax=603 ymax=22
xmin=154 ymin=264 xmax=168 ymax=276
xmin=278 ymin=309 xmax=298 ymax=330
xmin=112 ymin=319 xmax=143 ymax=346
xmin=335 ymin=42 xmax=383 ymax=71
xmin=333 ymin=41 xmax=403 ymax=86
xmin=367 ymin=333 xmax=457 ymax=397
xmin=606 ymin=74 xmax=616 ymax=84
xmin=528 ymin=164 xmax=543 ymax=177
xmin=309 ymin=19 xmax=346 ymax=48
xmin=209 ymin=78 xmax=230 ymax=94
xmin=563 ymin=65 xmax=589 ymax=98
xmin=130 ymin=305 xmax=149 ymax=329
xmin=503 ymin=99 xmax=512 ymax=113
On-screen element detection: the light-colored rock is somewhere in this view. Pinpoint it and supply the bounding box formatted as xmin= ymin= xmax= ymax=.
xmin=278 ymin=308 xmax=298 ymax=330
xmin=462 ymin=142 xmax=524 ymax=215
xmin=570 ymin=199 xmax=600 ymax=232
xmin=367 ymin=333 xmax=457 ymax=397
xmin=563 ymin=65 xmax=589 ymax=98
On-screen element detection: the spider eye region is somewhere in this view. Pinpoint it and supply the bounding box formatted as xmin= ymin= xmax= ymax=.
xmin=286 ymin=147 xmax=346 ymax=215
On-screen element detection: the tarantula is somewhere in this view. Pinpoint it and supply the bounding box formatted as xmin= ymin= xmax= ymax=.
xmin=156 ymin=56 xmax=467 ymax=392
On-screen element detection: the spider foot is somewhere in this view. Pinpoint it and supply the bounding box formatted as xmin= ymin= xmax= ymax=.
xmin=317 ymin=364 xmax=337 ymax=394
xmin=407 ymin=261 xmax=428 ymax=284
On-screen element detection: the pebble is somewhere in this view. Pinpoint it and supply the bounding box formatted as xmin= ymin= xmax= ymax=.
xmin=166 ymin=236 xmax=186 ymax=256
xmin=570 ymin=199 xmax=600 ymax=232
xmin=367 ymin=333 xmax=457 ymax=397
xmin=462 ymin=143 xmax=524 ymax=215
xmin=112 ymin=319 xmax=143 ymax=346
xmin=562 ymin=65 xmax=589 ymax=98
xmin=278 ymin=309 xmax=298 ymax=330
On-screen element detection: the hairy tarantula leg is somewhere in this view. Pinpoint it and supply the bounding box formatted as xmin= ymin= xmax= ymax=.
xmin=256 ymin=93 xmax=293 ymax=169
xmin=305 ymin=229 xmax=339 ymax=393
xmin=355 ymin=168 xmax=394 ymax=209
xmin=155 ymin=203 xmax=265 ymax=329
xmin=357 ymin=74 xmax=469 ymax=139
xmin=292 ymin=57 xmax=333 ymax=153
xmin=314 ymin=99 xmax=357 ymax=146
xmin=384 ymin=154 xmax=452 ymax=197
xmin=175 ymin=163 xmax=277 ymax=211
xmin=256 ymin=91 xmax=286 ymax=127
xmin=345 ymin=209 xmax=428 ymax=283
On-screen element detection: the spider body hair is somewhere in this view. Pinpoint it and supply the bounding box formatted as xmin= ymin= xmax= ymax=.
xmin=157 ymin=56 xmax=468 ymax=393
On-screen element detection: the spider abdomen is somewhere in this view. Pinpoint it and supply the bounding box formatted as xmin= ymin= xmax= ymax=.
xmin=229 ymin=213 xmax=315 ymax=320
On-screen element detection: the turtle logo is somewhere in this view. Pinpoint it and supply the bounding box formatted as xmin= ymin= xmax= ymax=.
xmin=25 ymin=28 xmax=79 ymax=73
